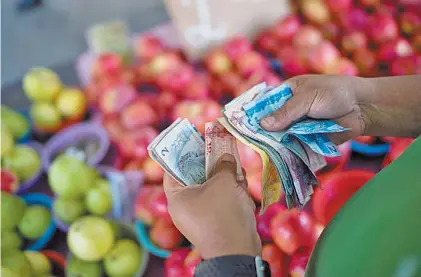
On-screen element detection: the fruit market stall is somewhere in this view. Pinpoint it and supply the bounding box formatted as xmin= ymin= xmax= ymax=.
xmin=1 ymin=0 xmax=420 ymax=276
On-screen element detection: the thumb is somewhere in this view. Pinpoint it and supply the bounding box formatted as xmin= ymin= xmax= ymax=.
xmin=213 ymin=153 xmax=237 ymax=180
xmin=260 ymin=78 xmax=313 ymax=131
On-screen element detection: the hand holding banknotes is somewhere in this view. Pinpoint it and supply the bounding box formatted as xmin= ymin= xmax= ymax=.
xmin=260 ymin=75 xmax=369 ymax=144
xmin=163 ymin=154 xmax=262 ymax=259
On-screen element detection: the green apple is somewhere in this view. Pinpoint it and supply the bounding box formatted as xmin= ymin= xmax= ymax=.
xmin=18 ymin=205 xmax=51 ymax=240
xmin=1 ymin=230 xmax=23 ymax=251
xmin=104 ymin=239 xmax=142 ymax=277
xmin=85 ymin=187 xmax=112 ymax=216
xmin=24 ymin=251 xmax=52 ymax=276
xmin=30 ymin=102 xmax=63 ymax=131
xmin=1 ymin=267 xmax=21 ymax=277
xmin=67 ymin=255 xmax=102 ymax=277
xmin=3 ymin=145 xmax=41 ymax=181
xmin=1 ymin=250 xmax=33 ymax=277
xmin=23 ymin=67 xmax=62 ymax=102
xmin=53 ymin=197 xmax=86 ymax=224
xmin=67 ymin=216 xmax=115 ymax=261
xmin=1 ymin=105 xmax=30 ymax=139
xmin=95 ymin=177 xmax=111 ymax=190
xmin=1 ymin=123 xmax=15 ymax=157
xmin=1 ymin=192 xmax=26 ymax=231
xmin=48 ymin=155 xmax=96 ymax=199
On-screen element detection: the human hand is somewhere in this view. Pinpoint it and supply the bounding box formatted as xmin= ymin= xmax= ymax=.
xmin=163 ymin=154 xmax=262 ymax=260
xmin=260 ymin=75 xmax=371 ymax=144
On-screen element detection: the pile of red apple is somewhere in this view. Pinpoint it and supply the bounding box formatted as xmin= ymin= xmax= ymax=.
xmin=256 ymin=0 xmax=420 ymax=78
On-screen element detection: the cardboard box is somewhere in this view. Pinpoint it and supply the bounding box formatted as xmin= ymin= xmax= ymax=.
xmin=165 ymin=0 xmax=291 ymax=60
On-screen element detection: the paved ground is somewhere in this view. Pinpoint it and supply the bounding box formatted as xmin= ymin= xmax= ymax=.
xmin=1 ymin=0 xmax=169 ymax=87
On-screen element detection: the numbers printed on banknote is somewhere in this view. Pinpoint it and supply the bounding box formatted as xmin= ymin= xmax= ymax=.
xmin=149 ymin=83 xmax=347 ymax=212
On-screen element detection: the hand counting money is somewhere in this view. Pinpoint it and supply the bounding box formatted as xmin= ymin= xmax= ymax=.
xmin=148 ymin=82 xmax=348 ymax=213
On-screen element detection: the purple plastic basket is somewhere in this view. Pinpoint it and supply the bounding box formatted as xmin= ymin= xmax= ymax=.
xmin=53 ymin=165 xmax=143 ymax=232
xmin=15 ymin=141 xmax=44 ymax=195
xmin=42 ymin=122 xmax=110 ymax=171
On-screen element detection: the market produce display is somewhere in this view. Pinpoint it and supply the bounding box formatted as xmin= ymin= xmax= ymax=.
xmin=1 ymin=0 xmax=420 ymax=276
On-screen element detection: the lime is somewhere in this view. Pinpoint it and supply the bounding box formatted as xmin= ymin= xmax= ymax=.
xmin=18 ymin=205 xmax=51 ymax=239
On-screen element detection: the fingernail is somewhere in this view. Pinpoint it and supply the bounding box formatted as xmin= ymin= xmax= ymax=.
xmin=261 ymin=116 xmax=275 ymax=127
xmin=221 ymin=153 xmax=235 ymax=163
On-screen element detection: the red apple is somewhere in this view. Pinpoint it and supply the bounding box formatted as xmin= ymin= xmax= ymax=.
xmin=381 ymin=136 xmax=396 ymax=144
xmin=256 ymin=203 xmax=287 ymax=242
xmin=235 ymin=51 xmax=268 ymax=78
xmin=369 ymin=12 xmax=399 ymax=44
xmin=390 ymin=55 xmax=421 ymax=75
xmin=325 ymin=58 xmax=358 ymax=76
xmin=102 ymin=115 xmax=126 ymax=143
xmin=262 ymin=244 xmax=287 ymax=277
xmin=378 ymin=38 xmax=413 ymax=62
xmin=276 ymin=44 xmax=296 ymax=62
xmin=237 ymin=141 xmax=262 ymax=174
xmin=184 ymin=248 xmax=201 ymax=277
xmin=99 ymin=83 xmax=137 ymax=115
xmin=272 ymin=15 xmax=301 ymax=42
xmin=341 ymin=31 xmax=368 ymax=55
xmin=325 ymin=0 xmax=352 ymax=13
xmin=134 ymin=185 xmax=161 ymax=225
xmin=307 ymin=40 xmax=341 ymax=73
xmin=91 ymin=53 xmax=123 ymax=79
xmin=157 ymin=65 xmax=194 ymax=94
xmin=301 ymin=0 xmax=330 ymax=25
xmin=124 ymin=159 xmax=142 ymax=171
xmin=354 ymin=136 xmax=375 ymax=144
xmin=183 ymin=75 xmax=210 ymax=100
xmin=293 ymin=25 xmax=323 ymax=51
xmin=205 ymin=50 xmax=233 ymax=75
xmin=149 ymin=188 xmax=172 ymax=224
xmin=288 ymin=248 xmax=311 ymax=277
xmin=141 ymin=157 xmax=165 ymax=184
xmin=320 ymin=22 xmax=341 ymax=42
xmin=400 ymin=12 xmax=421 ymax=36
xmin=280 ymin=48 xmax=309 ymax=77
xmin=352 ymin=48 xmax=377 ymax=76
xmin=270 ymin=210 xmax=301 ymax=255
xmin=219 ymin=71 xmax=243 ymax=94
xmin=247 ymin=171 xmax=262 ymax=202
xmin=134 ymin=35 xmax=164 ymax=61
xmin=165 ymin=248 xmax=190 ymax=277
xmin=150 ymin=220 xmax=183 ymax=250
xmin=295 ymin=211 xmax=316 ymax=246
xmin=223 ymin=36 xmax=252 ymax=61
xmin=157 ymin=91 xmax=179 ymax=118
xmin=120 ymin=100 xmax=158 ymax=130
xmin=172 ymin=100 xmax=221 ymax=134
xmin=387 ymin=138 xmax=415 ymax=162
xmin=119 ymin=127 xmax=158 ymax=161
xmin=1 ymin=169 xmax=19 ymax=193
xmin=149 ymin=52 xmax=184 ymax=76
xmin=339 ymin=8 xmax=369 ymax=32
xmin=312 ymin=170 xmax=375 ymax=225
xmin=264 ymin=71 xmax=283 ymax=87
xmin=256 ymin=31 xmax=278 ymax=55
xmin=312 ymin=223 xmax=325 ymax=246
xmin=138 ymin=63 xmax=155 ymax=84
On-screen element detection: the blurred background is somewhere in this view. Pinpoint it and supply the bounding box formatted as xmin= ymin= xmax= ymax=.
xmin=1 ymin=0 xmax=420 ymax=277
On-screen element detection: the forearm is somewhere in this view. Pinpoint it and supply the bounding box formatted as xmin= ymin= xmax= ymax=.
xmin=358 ymin=75 xmax=421 ymax=138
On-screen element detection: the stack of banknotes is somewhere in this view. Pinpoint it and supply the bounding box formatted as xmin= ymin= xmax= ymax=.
xmin=148 ymin=83 xmax=348 ymax=212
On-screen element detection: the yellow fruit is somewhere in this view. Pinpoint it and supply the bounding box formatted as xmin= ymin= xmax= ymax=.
xmin=30 ymin=102 xmax=62 ymax=130
xmin=55 ymin=88 xmax=87 ymax=119
xmin=23 ymin=67 xmax=62 ymax=102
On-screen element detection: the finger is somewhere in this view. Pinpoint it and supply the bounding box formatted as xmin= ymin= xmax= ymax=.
xmin=260 ymin=91 xmax=313 ymax=131
xmin=326 ymin=113 xmax=362 ymax=144
xmin=214 ymin=153 xmax=237 ymax=180
xmin=163 ymin=173 xmax=184 ymax=196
